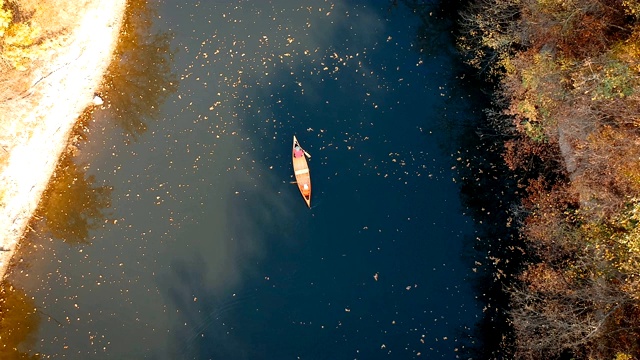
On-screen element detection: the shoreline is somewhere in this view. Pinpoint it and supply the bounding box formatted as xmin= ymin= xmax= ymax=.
xmin=0 ymin=0 xmax=127 ymax=281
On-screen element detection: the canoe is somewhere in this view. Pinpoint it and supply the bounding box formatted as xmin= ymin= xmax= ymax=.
xmin=292 ymin=135 xmax=311 ymax=208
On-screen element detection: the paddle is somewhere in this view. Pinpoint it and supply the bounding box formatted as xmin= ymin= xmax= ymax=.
xmin=303 ymin=150 xmax=311 ymax=159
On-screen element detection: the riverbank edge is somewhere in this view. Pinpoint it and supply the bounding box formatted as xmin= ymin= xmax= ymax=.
xmin=0 ymin=0 xmax=127 ymax=281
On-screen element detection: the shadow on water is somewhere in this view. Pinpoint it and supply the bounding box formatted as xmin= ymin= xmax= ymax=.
xmin=402 ymin=0 xmax=524 ymax=357
xmin=452 ymin=95 xmax=522 ymax=359
xmin=0 ymin=280 xmax=40 ymax=360
xmin=451 ymin=92 xmax=529 ymax=358
xmin=436 ymin=0 xmax=525 ymax=358
xmin=392 ymin=0 xmax=457 ymax=58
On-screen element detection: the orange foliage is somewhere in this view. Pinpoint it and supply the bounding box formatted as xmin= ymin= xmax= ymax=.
xmin=520 ymin=262 xmax=568 ymax=295
xmin=462 ymin=0 xmax=640 ymax=356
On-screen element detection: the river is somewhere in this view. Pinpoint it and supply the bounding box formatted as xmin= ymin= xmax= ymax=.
xmin=7 ymin=0 xmax=490 ymax=359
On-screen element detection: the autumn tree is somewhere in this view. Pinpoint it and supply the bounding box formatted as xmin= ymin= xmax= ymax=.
xmin=509 ymin=194 xmax=640 ymax=359
xmin=0 ymin=0 xmax=72 ymax=84
xmin=461 ymin=0 xmax=640 ymax=358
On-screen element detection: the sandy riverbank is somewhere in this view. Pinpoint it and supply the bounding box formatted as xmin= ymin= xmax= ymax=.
xmin=0 ymin=0 xmax=127 ymax=280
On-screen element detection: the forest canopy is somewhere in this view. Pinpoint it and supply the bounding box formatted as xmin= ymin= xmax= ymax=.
xmin=460 ymin=0 xmax=640 ymax=358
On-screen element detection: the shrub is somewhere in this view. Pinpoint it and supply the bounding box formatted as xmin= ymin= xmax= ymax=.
xmin=0 ymin=0 xmax=11 ymax=38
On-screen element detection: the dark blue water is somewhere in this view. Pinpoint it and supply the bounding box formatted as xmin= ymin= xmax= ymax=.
xmin=9 ymin=1 xmax=487 ymax=359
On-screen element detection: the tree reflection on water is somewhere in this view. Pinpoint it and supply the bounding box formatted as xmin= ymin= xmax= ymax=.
xmin=32 ymin=0 xmax=177 ymax=245
xmin=0 ymin=280 xmax=40 ymax=360
xmin=36 ymin=149 xmax=112 ymax=245
xmin=5 ymin=0 xmax=173 ymax=356
xmin=100 ymin=0 xmax=178 ymax=140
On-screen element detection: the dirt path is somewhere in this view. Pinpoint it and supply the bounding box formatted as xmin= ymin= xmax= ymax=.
xmin=0 ymin=0 xmax=127 ymax=280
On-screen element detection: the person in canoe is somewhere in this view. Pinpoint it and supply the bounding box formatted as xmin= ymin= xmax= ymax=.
xmin=294 ymin=144 xmax=304 ymax=158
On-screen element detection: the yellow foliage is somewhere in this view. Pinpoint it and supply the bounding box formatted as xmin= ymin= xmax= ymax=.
xmin=615 ymin=353 xmax=634 ymax=360
xmin=1 ymin=21 xmax=43 ymax=70
xmin=499 ymin=53 xmax=516 ymax=75
xmin=537 ymin=0 xmax=575 ymax=11
xmin=0 ymin=0 xmax=11 ymax=38
xmin=535 ymin=0 xmax=578 ymax=19
xmin=517 ymin=99 xmax=539 ymax=122
xmin=612 ymin=27 xmax=640 ymax=74
xmin=623 ymin=0 xmax=640 ymax=16
xmin=585 ymin=201 xmax=640 ymax=296
xmin=509 ymin=53 xmax=561 ymax=132
xmin=0 ymin=1 xmax=64 ymax=71
xmin=4 ymin=21 xmax=39 ymax=46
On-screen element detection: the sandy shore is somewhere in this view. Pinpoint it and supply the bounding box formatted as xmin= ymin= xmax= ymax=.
xmin=0 ymin=0 xmax=127 ymax=280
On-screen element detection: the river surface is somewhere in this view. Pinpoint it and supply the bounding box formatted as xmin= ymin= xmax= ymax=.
xmin=9 ymin=1 xmax=488 ymax=359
